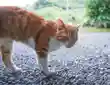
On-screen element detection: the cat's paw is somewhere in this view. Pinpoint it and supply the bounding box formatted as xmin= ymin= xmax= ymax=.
xmin=42 ymin=71 xmax=56 ymax=76
xmin=13 ymin=66 xmax=22 ymax=73
xmin=6 ymin=65 xmax=23 ymax=73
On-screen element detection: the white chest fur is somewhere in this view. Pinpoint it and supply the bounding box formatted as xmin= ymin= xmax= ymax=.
xmin=48 ymin=38 xmax=63 ymax=52
xmin=27 ymin=38 xmax=63 ymax=52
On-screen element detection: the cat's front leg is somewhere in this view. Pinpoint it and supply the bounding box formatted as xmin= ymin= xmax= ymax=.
xmin=38 ymin=56 xmax=49 ymax=75
xmin=35 ymin=32 xmax=56 ymax=76
xmin=37 ymin=53 xmax=55 ymax=76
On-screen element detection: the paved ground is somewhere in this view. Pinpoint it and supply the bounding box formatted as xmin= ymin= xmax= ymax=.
xmin=0 ymin=32 xmax=110 ymax=85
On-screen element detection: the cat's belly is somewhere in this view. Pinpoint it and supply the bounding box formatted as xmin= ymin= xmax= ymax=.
xmin=0 ymin=37 xmax=63 ymax=54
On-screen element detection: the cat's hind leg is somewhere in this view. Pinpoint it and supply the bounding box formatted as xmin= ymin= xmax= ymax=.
xmin=0 ymin=39 xmax=22 ymax=73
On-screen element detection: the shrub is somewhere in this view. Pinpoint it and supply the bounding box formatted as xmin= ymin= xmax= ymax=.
xmin=85 ymin=0 xmax=110 ymax=28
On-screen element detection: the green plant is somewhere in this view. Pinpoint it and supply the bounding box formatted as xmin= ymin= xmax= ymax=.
xmin=85 ymin=0 xmax=110 ymax=28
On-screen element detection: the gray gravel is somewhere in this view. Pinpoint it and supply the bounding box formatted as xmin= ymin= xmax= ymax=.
xmin=0 ymin=32 xmax=110 ymax=85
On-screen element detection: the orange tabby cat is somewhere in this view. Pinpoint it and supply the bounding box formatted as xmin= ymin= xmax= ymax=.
xmin=0 ymin=6 xmax=79 ymax=76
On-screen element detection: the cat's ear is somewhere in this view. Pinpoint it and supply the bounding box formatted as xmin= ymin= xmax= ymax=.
xmin=39 ymin=16 xmax=44 ymax=19
xmin=68 ymin=22 xmax=80 ymax=31
xmin=56 ymin=18 xmax=64 ymax=26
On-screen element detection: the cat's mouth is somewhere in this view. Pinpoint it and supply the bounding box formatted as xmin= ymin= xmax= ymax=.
xmin=56 ymin=35 xmax=77 ymax=48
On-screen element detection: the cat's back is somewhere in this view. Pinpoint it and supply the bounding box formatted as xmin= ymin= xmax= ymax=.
xmin=0 ymin=6 xmax=43 ymax=40
xmin=0 ymin=6 xmax=27 ymax=39
xmin=0 ymin=6 xmax=47 ymax=42
xmin=0 ymin=6 xmax=25 ymax=17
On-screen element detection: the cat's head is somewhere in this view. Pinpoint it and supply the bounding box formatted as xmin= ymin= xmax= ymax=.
xmin=55 ymin=19 xmax=79 ymax=48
